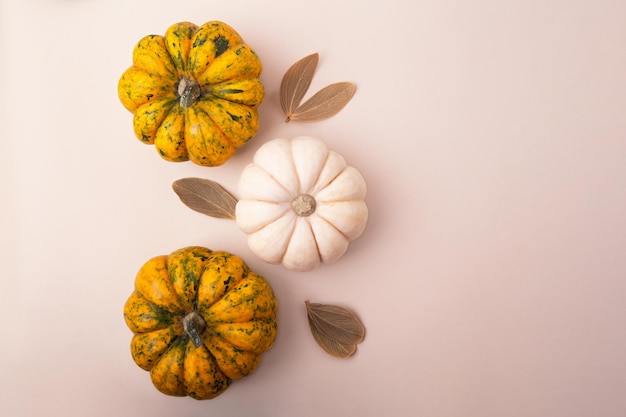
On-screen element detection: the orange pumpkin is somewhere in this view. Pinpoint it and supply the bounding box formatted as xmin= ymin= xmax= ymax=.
xmin=118 ymin=21 xmax=264 ymax=166
xmin=123 ymin=246 xmax=278 ymax=399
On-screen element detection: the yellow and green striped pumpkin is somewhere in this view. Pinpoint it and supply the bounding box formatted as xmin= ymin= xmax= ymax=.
xmin=123 ymin=246 xmax=278 ymax=399
xmin=118 ymin=21 xmax=264 ymax=166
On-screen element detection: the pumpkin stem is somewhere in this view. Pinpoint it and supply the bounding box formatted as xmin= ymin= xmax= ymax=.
xmin=182 ymin=311 xmax=207 ymax=348
xmin=292 ymin=194 xmax=316 ymax=217
xmin=178 ymin=77 xmax=201 ymax=108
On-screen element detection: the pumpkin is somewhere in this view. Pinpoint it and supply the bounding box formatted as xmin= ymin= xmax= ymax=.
xmin=123 ymin=246 xmax=278 ymax=399
xmin=118 ymin=21 xmax=264 ymax=166
xmin=235 ymin=136 xmax=368 ymax=272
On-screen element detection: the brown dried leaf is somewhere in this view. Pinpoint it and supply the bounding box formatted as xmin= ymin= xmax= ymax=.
xmin=305 ymin=300 xmax=365 ymax=359
xmin=280 ymin=52 xmax=319 ymax=119
xmin=289 ymin=82 xmax=356 ymax=122
xmin=172 ymin=177 xmax=238 ymax=220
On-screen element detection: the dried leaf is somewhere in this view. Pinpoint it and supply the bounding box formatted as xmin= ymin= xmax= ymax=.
xmin=288 ymin=82 xmax=356 ymax=122
xmin=280 ymin=52 xmax=319 ymax=119
xmin=305 ymin=300 xmax=365 ymax=359
xmin=172 ymin=177 xmax=238 ymax=220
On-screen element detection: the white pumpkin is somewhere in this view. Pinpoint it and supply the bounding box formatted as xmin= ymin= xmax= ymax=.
xmin=235 ymin=136 xmax=368 ymax=272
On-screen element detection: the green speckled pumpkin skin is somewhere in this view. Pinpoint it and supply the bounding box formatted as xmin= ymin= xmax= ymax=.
xmin=117 ymin=21 xmax=264 ymax=166
xmin=123 ymin=246 xmax=278 ymax=400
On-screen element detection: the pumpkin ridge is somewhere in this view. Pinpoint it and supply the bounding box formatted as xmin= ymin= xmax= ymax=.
xmin=118 ymin=66 xmax=177 ymax=112
xmin=280 ymin=216 xmax=320 ymax=270
xmin=308 ymin=150 xmax=331 ymax=194
xmin=314 ymin=166 xmax=367 ymax=203
xmin=133 ymin=95 xmax=178 ymax=144
xmin=212 ymin=319 xmax=277 ymax=354
xmin=310 ymin=166 xmax=346 ymax=197
xmin=316 ymin=195 xmax=366 ymax=205
xmin=196 ymin=252 xmax=250 ymax=313
xmin=124 ymin=291 xmax=179 ymax=333
xmin=130 ymin=326 xmax=182 ymax=371
xmin=244 ymin=212 xmax=296 ymax=264
xmin=256 ymin=166 xmax=296 ymax=201
xmin=166 ymin=246 xmax=214 ymax=311
xmin=202 ymin=332 xmax=262 ymax=380
xmin=164 ymin=22 xmax=199 ymax=74
xmin=132 ymin=34 xmax=178 ymax=81
xmin=191 ymin=98 xmax=235 ymax=149
xmin=154 ymin=106 xmax=189 ymax=161
xmin=308 ymin=217 xmax=324 ymax=262
xmin=290 ymin=136 xmax=330 ymax=194
xmin=183 ymin=105 xmax=235 ymax=166
xmin=187 ymin=21 xmax=244 ymax=80
xmin=197 ymin=44 xmax=262 ymax=87
xmin=135 ymin=255 xmax=186 ymax=313
xmin=198 ymin=96 xmax=259 ymax=148
xmin=202 ymin=273 xmax=276 ymax=323
xmin=204 ymin=78 xmax=264 ymax=107
xmin=150 ymin=336 xmax=189 ymax=396
xmin=311 ymin=212 xmax=351 ymax=240
xmin=235 ymin=200 xmax=291 ymax=234
xmin=275 ymin=215 xmax=298 ymax=265
xmin=243 ymin=170 xmax=292 ymax=203
xmin=313 ymin=200 xmax=368 ymax=241
xmin=183 ymin=339 xmax=231 ymax=399
xmin=287 ymin=137 xmax=304 ymax=193
xmin=165 ymin=254 xmax=193 ymax=313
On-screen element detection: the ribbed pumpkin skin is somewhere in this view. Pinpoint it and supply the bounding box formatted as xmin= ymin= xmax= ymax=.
xmin=118 ymin=21 xmax=264 ymax=166
xmin=235 ymin=136 xmax=369 ymax=272
xmin=123 ymin=246 xmax=278 ymax=400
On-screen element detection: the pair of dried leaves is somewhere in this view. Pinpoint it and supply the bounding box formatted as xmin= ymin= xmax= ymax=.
xmin=280 ymin=52 xmax=355 ymax=122
xmin=171 ymin=54 xmax=363 ymax=358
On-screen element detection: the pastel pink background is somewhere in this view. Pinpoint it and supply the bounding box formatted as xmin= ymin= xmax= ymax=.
xmin=1 ymin=1 xmax=625 ymax=416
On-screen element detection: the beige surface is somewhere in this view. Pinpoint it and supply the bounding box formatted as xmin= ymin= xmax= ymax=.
xmin=2 ymin=0 xmax=626 ymax=416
